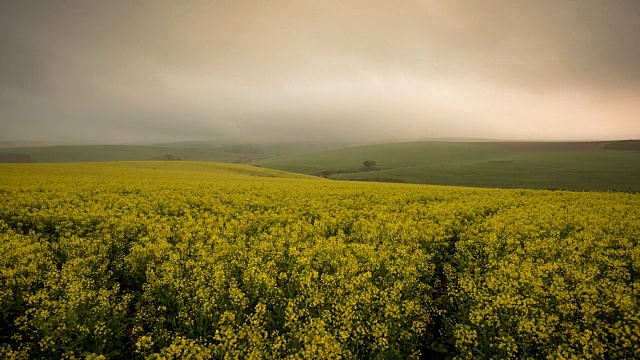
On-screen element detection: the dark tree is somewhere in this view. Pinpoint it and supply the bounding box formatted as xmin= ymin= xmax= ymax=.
xmin=363 ymin=160 xmax=376 ymax=168
xmin=163 ymin=154 xmax=176 ymax=161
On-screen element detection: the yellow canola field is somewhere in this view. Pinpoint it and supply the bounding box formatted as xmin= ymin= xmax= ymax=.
xmin=0 ymin=162 xmax=638 ymax=359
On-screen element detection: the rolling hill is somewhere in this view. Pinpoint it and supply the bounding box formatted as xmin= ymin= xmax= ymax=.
xmin=0 ymin=141 xmax=353 ymax=164
xmin=0 ymin=145 xmax=247 ymax=164
xmin=253 ymin=140 xmax=640 ymax=191
xmin=2 ymin=140 xmax=638 ymax=191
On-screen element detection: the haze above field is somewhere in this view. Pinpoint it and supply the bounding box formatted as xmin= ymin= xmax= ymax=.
xmin=1 ymin=0 xmax=640 ymax=144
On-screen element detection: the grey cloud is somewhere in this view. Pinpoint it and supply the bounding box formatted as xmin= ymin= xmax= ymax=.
xmin=1 ymin=0 xmax=639 ymax=144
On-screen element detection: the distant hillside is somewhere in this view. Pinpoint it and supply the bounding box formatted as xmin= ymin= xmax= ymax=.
xmin=253 ymin=140 xmax=640 ymax=192
xmin=2 ymin=140 xmax=638 ymax=191
xmin=0 ymin=145 xmax=241 ymax=163
xmin=0 ymin=141 xmax=358 ymax=165
xmin=484 ymin=141 xmax=610 ymax=152
xmin=0 ymin=153 xmax=36 ymax=163
xmin=602 ymin=140 xmax=640 ymax=151
xmin=156 ymin=141 xmax=356 ymax=159
xmin=254 ymin=142 xmax=509 ymax=175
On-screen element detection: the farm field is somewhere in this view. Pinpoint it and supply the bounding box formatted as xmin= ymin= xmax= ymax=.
xmin=2 ymin=140 xmax=639 ymax=192
xmin=1 ymin=162 xmax=638 ymax=359
xmin=0 ymin=142 xmax=349 ymax=165
xmin=254 ymin=141 xmax=640 ymax=192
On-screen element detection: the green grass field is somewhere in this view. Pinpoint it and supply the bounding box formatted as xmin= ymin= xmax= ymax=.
xmin=254 ymin=141 xmax=640 ymax=192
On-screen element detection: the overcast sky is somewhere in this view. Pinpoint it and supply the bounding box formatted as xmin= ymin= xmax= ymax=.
xmin=1 ymin=0 xmax=639 ymax=144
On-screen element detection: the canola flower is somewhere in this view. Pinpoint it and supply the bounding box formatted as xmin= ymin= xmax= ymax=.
xmin=0 ymin=162 xmax=638 ymax=359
